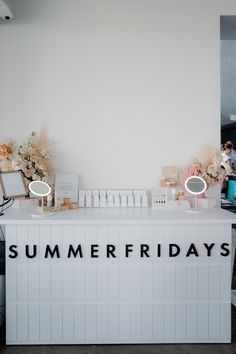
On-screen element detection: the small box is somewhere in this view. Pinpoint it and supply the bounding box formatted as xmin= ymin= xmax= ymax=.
xmin=79 ymin=190 xmax=85 ymax=207
xmin=113 ymin=190 xmax=120 ymax=197
xmin=152 ymin=190 xmax=167 ymax=209
xmin=142 ymin=194 xmax=148 ymax=207
xmin=100 ymin=196 xmax=106 ymax=207
xmin=86 ymin=195 xmax=92 ymax=208
xmin=107 ymin=195 xmax=114 ymax=207
xmin=134 ymin=195 xmax=141 ymax=207
xmin=79 ymin=197 xmax=85 ymax=208
xmin=128 ymin=195 xmax=134 ymax=207
xmin=79 ymin=190 xmax=85 ymax=198
xmin=114 ymin=196 xmax=120 ymax=207
xmin=100 ymin=190 xmax=106 ymax=197
xmin=121 ymin=195 xmax=127 ymax=207
xmin=92 ymin=190 xmax=99 ymax=197
xmin=93 ymin=196 xmax=100 ymax=208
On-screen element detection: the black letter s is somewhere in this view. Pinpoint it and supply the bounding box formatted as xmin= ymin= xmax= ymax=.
xmin=220 ymin=243 xmax=230 ymax=257
xmin=9 ymin=245 xmax=18 ymax=259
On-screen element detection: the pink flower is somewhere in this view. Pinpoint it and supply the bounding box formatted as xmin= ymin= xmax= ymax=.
xmin=182 ymin=151 xmax=226 ymax=187
xmin=0 ymin=143 xmax=13 ymax=156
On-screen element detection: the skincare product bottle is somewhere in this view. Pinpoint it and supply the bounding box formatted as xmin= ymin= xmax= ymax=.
xmin=166 ymin=181 xmax=172 ymax=201
xmin=54 ymin=192 xmax=62 ymax=209
xmin=171 ymin=187 xmax=178 ymax=201
xmin=47 ymin=194 xmax=53 ymax=207
xmin=177 ymin=191 xmax=185 ymax=200
xmin=160 ymin=177 xmax=167 ymax=187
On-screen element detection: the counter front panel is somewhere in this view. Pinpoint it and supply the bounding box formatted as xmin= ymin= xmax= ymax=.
xmin=5 ymin=221 xmax=232 ymax=344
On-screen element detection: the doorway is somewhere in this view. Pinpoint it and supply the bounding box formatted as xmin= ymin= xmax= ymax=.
xmin=221 ymin=16 xmax=236 ymax=144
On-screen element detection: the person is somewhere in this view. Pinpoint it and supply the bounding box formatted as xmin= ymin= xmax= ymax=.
xmin=226 ymin=140 xmax=236 ymax=167
xmin=221 ymin=142 xmax=236 ymax=175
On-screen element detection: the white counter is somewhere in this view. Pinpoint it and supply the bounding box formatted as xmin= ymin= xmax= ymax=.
xmin=1 ymin=207 xmax=235 ymax=345
xmin=0 ymin=207 xmax=235 ymax=224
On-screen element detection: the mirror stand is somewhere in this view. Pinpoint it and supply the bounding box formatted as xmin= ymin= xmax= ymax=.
xmin=184 ymin=176 xmax=207 ymax=213
xmin=29 ymin=181 xmax=54 ymax=218
xmin=185 ymin=195 xmax=202 ymax=213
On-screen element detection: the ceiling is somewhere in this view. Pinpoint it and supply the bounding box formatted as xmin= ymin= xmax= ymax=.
xmin=221 ymin=16 xmax=236 ymax=127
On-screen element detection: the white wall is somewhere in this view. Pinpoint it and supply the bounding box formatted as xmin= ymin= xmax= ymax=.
xmin=1 ymin=0 xmax=236 ymax=189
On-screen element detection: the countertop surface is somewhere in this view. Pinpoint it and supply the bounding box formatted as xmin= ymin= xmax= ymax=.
xmin=0 ymin=206 xmax=236 ymax=224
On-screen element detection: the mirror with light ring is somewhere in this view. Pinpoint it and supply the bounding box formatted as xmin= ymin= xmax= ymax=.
xmin=184 ymin=176 xmax=207 ymax=195
xmin=29 ymin=181 xmax=51 ymax=197
xmin=29 ymin=181 xmax=53 ymax=217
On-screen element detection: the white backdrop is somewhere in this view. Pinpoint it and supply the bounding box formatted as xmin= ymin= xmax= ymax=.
xmin=1 ymin=0 xmax=236 ymax=189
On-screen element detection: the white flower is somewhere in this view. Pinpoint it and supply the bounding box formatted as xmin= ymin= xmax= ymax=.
xmin=32 ymin=174 xmax=40 ymax=181
xmin=19 ymin=147 xmax=27 ymax=155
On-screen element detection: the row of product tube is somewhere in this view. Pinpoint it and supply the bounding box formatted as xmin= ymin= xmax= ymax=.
xmin=79 ymin=190 xmax=148 ymax=208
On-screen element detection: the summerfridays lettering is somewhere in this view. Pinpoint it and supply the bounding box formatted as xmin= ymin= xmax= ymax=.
xmin=8 ymin=243 xmax=230 ymax=259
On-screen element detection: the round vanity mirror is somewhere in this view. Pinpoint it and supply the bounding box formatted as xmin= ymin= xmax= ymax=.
xmin=184 ymin=176 xmax=207 ymax=213
xmin=29 ymin=181 xmax=51 ymax=197
xmin=184 ymin=176 xmax=207 ymax=195
xmin=29 ymin=181 xmax=53 ymax=217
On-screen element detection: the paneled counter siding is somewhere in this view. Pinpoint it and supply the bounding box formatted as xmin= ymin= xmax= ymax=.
xmin=1 ymin=207 xmax=235 ymax=344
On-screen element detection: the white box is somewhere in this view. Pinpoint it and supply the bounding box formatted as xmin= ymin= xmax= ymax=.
xmin=100 ymin=196 xmax=106 ymax=207
xmin=128 ymin=195 xmax=134 ymax=207
xmin=152 ymin=191 xmax=167 ymax=209
xmin=107 ymin=195 xmax=114 ymax=208
xmin=100 ymin=190 xmax=106 ymax=197
xmin=142 ymin=194 xmax=148 ymax=207
xmin=121 ymin=195 xmax=127 ymax=207
xmin=86 ymin=195 xmax=92 ymax=208
xmin=79 ymin=190 xmax=85 ymax=207
xmin=93 ymin=196 xmax=100 ymax=208
xmin=134 ymin=195 xmax=141 ymax=207
xmin=114 ymin=196 xmax=120 ymax=207
xmin=113 ymin=190 xmax=120 ymax=197
xmin=92 ymin=190 xmax=99 ymax=197
xmin=79 ymin=190 xmax=85 ymax=198
xmin=79 ymin=197 xmax=85 ymax=208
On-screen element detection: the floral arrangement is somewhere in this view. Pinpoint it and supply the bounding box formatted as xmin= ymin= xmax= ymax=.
xmin=0 ymin=130 xmax=54 ymax=182
xmin=0 ymin=138 xmax=18 ymax=172
xmin=182 ymin=146 xmax=226 ymax=187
